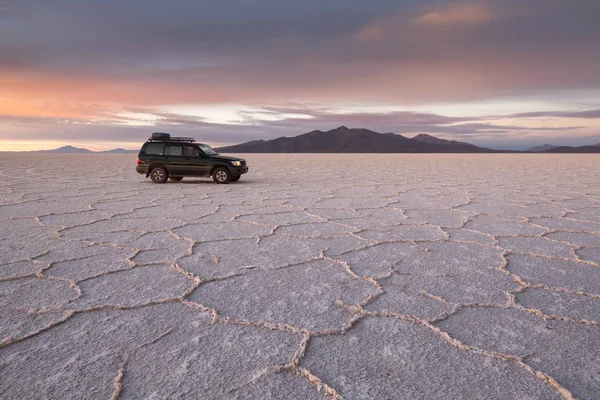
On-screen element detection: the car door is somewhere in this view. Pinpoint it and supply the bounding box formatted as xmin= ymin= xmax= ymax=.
xmin=183 ymin=145 xmax=209 ymax=176
xmin=165 ymin=145 xmax=187 ymax=175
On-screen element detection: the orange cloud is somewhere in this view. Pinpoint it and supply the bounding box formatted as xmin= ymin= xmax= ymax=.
xmin=355 ymin=3 xmax=493 ymax=45
xmin=357 ymin=25 xmax=384 ymax=44
xmin=414 ymin=3 xmax=492 ymax=27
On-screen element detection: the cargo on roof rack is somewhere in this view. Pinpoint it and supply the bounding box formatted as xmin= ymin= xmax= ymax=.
xmin=151 ymin=132 xmax=170 ymax=140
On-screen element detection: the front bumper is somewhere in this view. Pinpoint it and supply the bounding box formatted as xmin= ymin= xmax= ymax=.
xmin=232 ymin=166 xmax=249 ymax=175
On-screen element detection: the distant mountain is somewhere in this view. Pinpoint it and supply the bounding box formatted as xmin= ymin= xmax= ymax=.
xmin=36 ymin=146 xmax=136 ymax=154
xmin=526 ymin=144 xmax=558 ymax=152
xmin=38 ymin=145 xmax=92 ymax=153
xmin=217 ymin=126 xmax=496 ymax=153
xmin=412 ymin=133 xmax=478 ymax=148
xmin=100 ymin=148 xmax=138 ymax=154
xmin=542 ymin=145 xmax=600 ymax=153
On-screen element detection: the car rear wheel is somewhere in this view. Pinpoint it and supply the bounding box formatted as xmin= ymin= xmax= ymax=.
xmin=150 ymin=167 xmax=168 ymax=183
xmin=169 ymin=177 xmax=183 ymax=182
xmin=213 ymin=167 xmax=231 ymax=184
xmin=230 ymin=175 xmax=241 ymax=182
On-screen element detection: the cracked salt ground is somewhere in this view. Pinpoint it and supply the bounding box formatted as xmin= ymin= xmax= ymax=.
xmin=443 ymin=227 xmax=498 ymax=246
xmin=177 ymin=235 xmax=367 ymax=280
xmin=436 ymin=308 xmax=600 ymax=400
xmin=546 ymin=232 xmax=600 ymax=248
xmin=516 ymin=288 xmax=600 ymax=322
xmin=498 ymin=237 xmax=577 ymax=259
xmin=302 ymin=317 xmax=562 ymax=399
xmin=506 ymin=254 xmax=600 ymax=294
xmin=577 ymin=248 xmax=600 ymax=264
xmin=464 ymin=214 xmax=548 ymax=237
xmin=189 ymin=260 xmax=376 ymax=332
xmin=399 ymin=209 xmax=472 ymax=229
xmin=1 ymin=153 xmax=600 ymax=399
xmin=355 ymin=225 xmax=447 ymax=241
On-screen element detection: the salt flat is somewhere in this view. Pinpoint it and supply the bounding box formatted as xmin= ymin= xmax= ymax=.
xmin=1 ymin=153 xmax=599 ymax=399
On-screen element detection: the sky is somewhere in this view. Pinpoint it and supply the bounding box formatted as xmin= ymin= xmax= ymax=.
xmin=1 ymin=0 xmax=600 ymax=151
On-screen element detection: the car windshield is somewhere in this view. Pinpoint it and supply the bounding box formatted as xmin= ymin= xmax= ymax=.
xmin=198 ymin=144 xmax=219 ymax=156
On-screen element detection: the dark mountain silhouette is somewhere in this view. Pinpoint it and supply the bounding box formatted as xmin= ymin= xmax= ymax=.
xmin=39 ymin=145 xmax=92 ymax=153
xmin=217 ymin=126 xmax=497 ymax=153
xmin=542 ymin=145 xmax=600 ymax=153
xmin=20 ymin=132 xmax=600 ymax=154
xmin=412 ymin=133 xmax=478 ymax=148
xmin=100 ymin=148 xmax=138 ymax=154
xmin=36 ymin=146 xmax=137 ymax=154
xmin=526 ymin=144 xmax=558 ymax=152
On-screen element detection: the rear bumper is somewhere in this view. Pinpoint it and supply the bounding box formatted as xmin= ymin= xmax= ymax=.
xmin=136 ymin=166 xmax=148 ymax=175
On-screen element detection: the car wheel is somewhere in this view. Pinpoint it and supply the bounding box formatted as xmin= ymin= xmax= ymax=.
xmin=169 ymin=177 xmax=183 ymax=182
xmin=213 ymin=167 xmax=231 ymax=184
xmin=150 ymin=167 xmax=169 ymax=183
xmin=230 ymin=175 xmax=241 ymax=182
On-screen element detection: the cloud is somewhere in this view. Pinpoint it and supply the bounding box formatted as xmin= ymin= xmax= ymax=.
xmin=413 ymin=3 xmax=492 ymax=27
xmin=511 ymin=109 xmax=600 ymax=119
xmin=0 ymin=105 xmax=586 ymax=150
xmin=243 ymin=107 xmax=469 ymax=126
xmin=356 ymin=26 xmax=384 ymax=44
xmin=438 ymin=123 xmax=582 ymax=135
xmin=2 ymin=0 xmax=600 ymax=107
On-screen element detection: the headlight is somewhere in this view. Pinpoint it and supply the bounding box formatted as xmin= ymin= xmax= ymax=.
xmin=231 ymin=161 xmax=241 ymax=166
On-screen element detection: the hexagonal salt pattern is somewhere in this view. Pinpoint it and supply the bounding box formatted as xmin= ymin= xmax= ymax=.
xmin=1 ymin=153 xmax=599 ymax=399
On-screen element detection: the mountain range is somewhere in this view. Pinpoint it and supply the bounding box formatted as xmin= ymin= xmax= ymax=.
xmin=541 ymin=145 xmax=600 ymax=153
xmin=35 ymin=146 xmax=138 ymax=154
xmin=19 ymin=130 xmax=600 ymax=154
xmin=217 ymin=127 xmax=500 ymax=153
xmin=217 ymin=126 xmax=600 ymax=153
xmin=526 ymin=144 xmax=558 ymax=152
xmin=526 ymin=143 xmax=600 ymax=153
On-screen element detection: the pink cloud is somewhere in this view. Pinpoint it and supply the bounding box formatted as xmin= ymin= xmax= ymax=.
xmin=413 ymin=3 xmax=493 ymax=27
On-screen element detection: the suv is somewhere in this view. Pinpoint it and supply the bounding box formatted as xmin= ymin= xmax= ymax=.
xmin=136 ymin=133 xmax=248 ymax=184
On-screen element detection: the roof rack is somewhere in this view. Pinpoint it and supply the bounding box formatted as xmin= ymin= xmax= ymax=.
xmin=148 ymin=137 xmax=195 ymax=143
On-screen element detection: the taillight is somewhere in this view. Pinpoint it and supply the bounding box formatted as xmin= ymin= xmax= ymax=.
xmin=136 ymin=158 xmax=142 ymax=165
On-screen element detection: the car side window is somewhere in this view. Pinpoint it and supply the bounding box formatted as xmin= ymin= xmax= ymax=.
xmin=184 ymin=146 xmax=201 ymax=157
xmin=145 ymin=143 xmax=164 ymax=155
xmin=166 ymin=145 xmax=183 ymax=156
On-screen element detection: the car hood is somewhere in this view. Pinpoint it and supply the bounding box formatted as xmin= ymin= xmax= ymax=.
xmin=212 ymin=155 xmax=244 ymax=161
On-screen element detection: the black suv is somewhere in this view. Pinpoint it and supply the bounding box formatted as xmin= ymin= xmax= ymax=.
xmin=136 ymin=133 xmax=248 ymax=184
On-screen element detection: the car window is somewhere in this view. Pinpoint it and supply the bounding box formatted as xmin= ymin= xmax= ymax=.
xmin=145 ymin=143 xmax=164 ymax=155
xmin=166 ymin=145 xmax=183 ymax=156
xmin=198 ymin=144 xmax=218 ymax=156
xmin=184 ymin=146 xmax=201 ymax=157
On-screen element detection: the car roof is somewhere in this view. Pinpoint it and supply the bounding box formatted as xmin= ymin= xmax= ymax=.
xmin=146 ymin=140 xmax=208 ymax=146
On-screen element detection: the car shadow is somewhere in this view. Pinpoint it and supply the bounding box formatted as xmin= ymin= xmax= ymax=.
xmin=142 ymin=179 xmax=256 ymax=185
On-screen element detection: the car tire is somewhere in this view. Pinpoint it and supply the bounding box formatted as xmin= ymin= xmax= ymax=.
xmin=169 ymin=177 xmax=183 ymax=182
xmin=150 ymin=167 xmax=169 ymax=184
xmin=213 ymin=167 xmax=231 ymax=184
xmin=230 ymin=175 xmax=241 ymax=182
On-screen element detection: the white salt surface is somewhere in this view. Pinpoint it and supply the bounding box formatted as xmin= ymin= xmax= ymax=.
xmin=0 ymin=153 xmax=599 ymax=399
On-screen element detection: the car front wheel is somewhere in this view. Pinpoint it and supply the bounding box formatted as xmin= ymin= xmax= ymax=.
xmin=213 ymin=167 xmax=231 ymax=184
xmin=150 ymin=167 xmax=169 ymax=183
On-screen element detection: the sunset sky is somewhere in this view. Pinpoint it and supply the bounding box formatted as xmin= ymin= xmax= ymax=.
xmin=1 ymin=0 xmax=599 ymax=151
